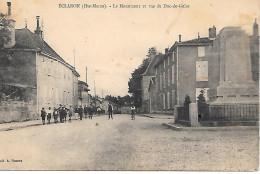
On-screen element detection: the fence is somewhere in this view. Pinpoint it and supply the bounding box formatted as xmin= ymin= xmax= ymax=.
xmin=177 ymin=106 xmax=189 ymax=121
xmin=209 ymin=104 xmax=259 ymax=121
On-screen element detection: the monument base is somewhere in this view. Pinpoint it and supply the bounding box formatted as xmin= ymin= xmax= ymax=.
xmin=208 ymin=82 xmax=259 ymax=105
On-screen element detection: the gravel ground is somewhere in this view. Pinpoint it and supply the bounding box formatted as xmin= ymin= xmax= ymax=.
xmin=0 ymin=114 xmax=258 ymax=171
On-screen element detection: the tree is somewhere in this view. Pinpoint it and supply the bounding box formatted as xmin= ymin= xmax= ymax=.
xmin=183 ymin=94 xmax=191 ymax=107
xmin=0 ymin=14 xmax=12 ymax=48
xmin=128 ymin=47 xmax=157 ymax=108
xmin=197 ymin=90 xmax=206 ymax=105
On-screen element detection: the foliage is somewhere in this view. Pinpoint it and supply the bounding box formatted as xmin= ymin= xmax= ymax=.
xmin=197 ymin=90 xmax=206 ymax=105
xmin=0 ymin=14 xmax=11 ymax=48
xmin=128 ymin=47 xmax=157 ymax=108
xmin=183 ymin=94 xmax=191 ymax=107
xmin=104 ymin=95 xmax=133 ymax=106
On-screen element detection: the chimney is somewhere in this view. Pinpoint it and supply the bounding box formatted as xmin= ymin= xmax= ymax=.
xmin=198 ymin=32 xmax=200 ymax=40
xmin=179 ymin=34 xmax=181 ymax=42
xmin=7 ymin=2 xmax=11 ymax=16
xmin=253 ymin=19 xmax=258 ymax=36
xmin=165 ymin=48 xmax=169 ymax=54
xmin=34 ymin=16 xmax=42 ymax=38
xmin=209 ymin=26 xmax=216 ymax=38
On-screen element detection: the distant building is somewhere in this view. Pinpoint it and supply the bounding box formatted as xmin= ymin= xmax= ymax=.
xmin=78 ymin=80 xmax=90 ymax=107
xmin=0 ymin=3 xmax=79 ymax=122
xmin=141 ymin=54 xmax=161 ymax=113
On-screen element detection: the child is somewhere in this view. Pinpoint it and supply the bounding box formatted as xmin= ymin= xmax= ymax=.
xmin=47 ymin=107 xmax=52 ymax=124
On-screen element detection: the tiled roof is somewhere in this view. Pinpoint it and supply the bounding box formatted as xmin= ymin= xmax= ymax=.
xmin=13 ymin=28 xmax=65 ymax=62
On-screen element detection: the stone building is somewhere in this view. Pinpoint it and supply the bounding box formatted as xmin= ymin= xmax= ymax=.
xmin=152 ymin=28 xmax=215 ymax=113
xmin=0 ymin=3 xmax=79 ymax=122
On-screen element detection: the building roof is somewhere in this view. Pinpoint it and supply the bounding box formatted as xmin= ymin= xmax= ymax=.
xmin=142 ymin=54 xmax=162 ymax=76
xmin=11 ymin=28 xmax=80 ymax=76
xmin=154 ymin=37 xmax=213 ymax=68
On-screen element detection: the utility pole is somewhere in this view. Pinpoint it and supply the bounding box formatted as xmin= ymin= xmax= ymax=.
xmin=94 ymin=80 xmax=96 ymax=107
xmin=73 ymin=48 xmax=76 ymax=69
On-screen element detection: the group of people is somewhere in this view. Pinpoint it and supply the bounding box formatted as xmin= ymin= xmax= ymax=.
xmin=40 ymin=105 xmax=74 ymax=125
xmin=40 ymin=102 xmax=136 ymax=125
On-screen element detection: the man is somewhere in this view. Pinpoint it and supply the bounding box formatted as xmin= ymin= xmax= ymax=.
xmin=108 ymin=102 xmax=113 ymax=120
xmin=78 ymin=105 xmax=83 ymax=120
xmin=53 ymin=107 xmax=59 ymax=124
xmin=60 ymin=107 xmax=67 ymax=123
xmin=84 ymin=105 xmax=88 ymax=119
xmin=74 ymin=105 xmax=79 ymax=120
xmin=88 ymin=102 xmax=93 ymax=119
xmin=69 ymin=106 xmax=73 ymax=122
xmin=131 ymin=104 xmax=136 ymax=120
xmin=41 ymin=107 xmax=46 ymax=125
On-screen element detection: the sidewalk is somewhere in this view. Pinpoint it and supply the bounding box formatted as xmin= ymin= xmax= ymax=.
xmin=138 ymin=114 xmax=174 ymax=119
xmin=162 ymin=122 xmax=259 ymax=131
xmin=0 ymin=119 xmax=42 ymax=132
xmin=0 ymin=114 xmax=105 ymax=132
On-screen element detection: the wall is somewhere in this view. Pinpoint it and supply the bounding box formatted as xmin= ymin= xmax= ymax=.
xmin=0 ymin=50 xmax=37 ymax=87
xmin=36 ymin=53 xmax=78 ymax=112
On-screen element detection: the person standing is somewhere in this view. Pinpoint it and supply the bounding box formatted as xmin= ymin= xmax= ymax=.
xmin=60 ymin=107 xmax=67 ymax=123
xmin=97 ymin=107 xmax=101 ymax=116
xmin=53 ymin=107 xmax=58 ymax=124
xmin=131 ymin=104 xmax=136 ymax=120
xmin=69 ymin=106 xmax=73 ymax=122
xmin=84 ymin=105 xmax=88 ymax=119
xmin=74 ymin=105 xmax=79 ymax=120
xmin=47 ymin=107 xmax=52 ymax=124
xmin=78 ymin=105 xmax=83 ymax=120
xmin=58 ymin=104 xmax=63 ymax=123
xmin=88 ymin=102 xmax=93 ymax=119
xmin=41 ymin=108 xmax=46 ymax=125
xmin=108 ymin=102 xmax=113 ymax=120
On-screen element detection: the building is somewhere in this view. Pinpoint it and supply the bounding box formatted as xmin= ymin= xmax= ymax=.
xmin=0 ymin=3 xmax=79 ymax=122
xmin=78 ymin=80 xmax=90 ymax=107
xmin=152 ymin=28 xmax=215 ymax=113
xmin=141 ymin=54 xmax=161 ymax=113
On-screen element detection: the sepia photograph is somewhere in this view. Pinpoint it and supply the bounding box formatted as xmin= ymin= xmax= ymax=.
xmin=0 ymin=0 xmax=259 ymax=171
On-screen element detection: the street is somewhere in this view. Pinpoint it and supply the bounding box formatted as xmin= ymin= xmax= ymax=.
xmin=0 ymin=114 xmax=258 ymax=171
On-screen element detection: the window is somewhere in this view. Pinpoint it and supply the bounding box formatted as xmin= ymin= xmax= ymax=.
xmin=168 ymin=69 xmax=170 ymax=86
xmin=173 ymin=52 xmax=175 ymax=62
xmin=167 ymin=92 xmax=170 ymax=109
xmin=160 ymin=74 xmax=162 ymax=90
xmin=198 ymin=46 xmax=205 ymax=57
xmin=163 ymin=72 xmax=165 ymax=88
xmin=196 ymin=61 xmax=208 ymax=81
xmin=172 ymin=90 xmax=175 ymax=106
xmin=172 ymin=65 xmax=175 ymax=84
xmin=164 ymin=59 xmax=166 ymax=68
xmin=167 ymin=56 xmax=170 ymax=65
xmin=196 ymin=88 xmax=209 ymax=102
xmin=155 ymin=68 xmax=157 ymax=75
xmin=163 ymin=93 xmax=166 ymax=109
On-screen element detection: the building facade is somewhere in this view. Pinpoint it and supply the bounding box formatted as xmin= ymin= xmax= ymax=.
xmin=0 ymin=3 xmax=79 ymax=122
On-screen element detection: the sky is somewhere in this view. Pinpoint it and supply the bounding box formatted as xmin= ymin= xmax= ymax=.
xmin=0 ymin=0 xmax=258 ymax=97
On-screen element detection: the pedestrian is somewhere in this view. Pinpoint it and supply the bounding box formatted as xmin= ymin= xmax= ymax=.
xmin=69 ymin=106 xmax=73 ymax=122
xmin=84 ymin=105 xmax=88 ymax=119
xmin=53 ymin=107 xmax=59 ymax=124
xmin=131 ymin=104 xmax=136 ymax=120
xmin=78 ymin=105 xmax=83 ymax=120
xmin=88 ymin=102 xmax=93 ymax=119
xmin=108 ymin=102 xmax=113 ymax=120
xmin=41 ymin=107 xmax=46 ymax=125
xmin=64 ymin=106 xmax=67 ymax=123
xmin=47 ymin=107 xmax=52 ymax=124
xmin=74 ymin=105 xmax=79 ymax=120
xmin=97 ymin=107 xmax=101 ymax=116
xmin=60 ymin=107 xmax=67 ymax=123
xmin=58 ymin=104 xmax=63 ymax=123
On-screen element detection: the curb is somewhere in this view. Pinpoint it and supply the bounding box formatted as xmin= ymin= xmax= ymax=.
xmin=139 ymin=114 xmax=174 ymax=119
xmin=162 ymin=123 xmax=259 ymax=131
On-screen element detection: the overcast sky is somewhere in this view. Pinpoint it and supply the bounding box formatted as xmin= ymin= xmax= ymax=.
xmin=0 ymin=0 xmax=258 ymax=97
